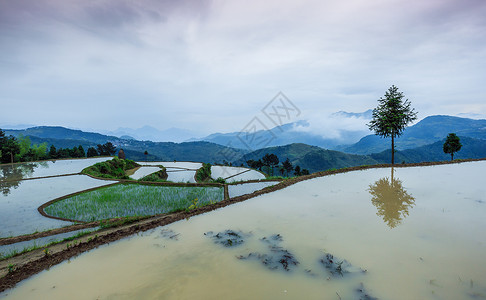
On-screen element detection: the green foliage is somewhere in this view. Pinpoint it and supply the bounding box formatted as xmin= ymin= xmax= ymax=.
xmin=294 ymin=165 xmax=301 ymax=176
xmin=81 ymin=157 xmax=140 ymax=179
xmin=262 ymin=153 xmax=279 ymax=175
xmin=282 ymin=158 xmax=293 ymax=177
xmin=195 ymin=163 xmax=212 ymax=182
xmin=44 ymin=184 xmax=224 ymax=221
xmin=139 ymin=168 xmax=168 ymax=182
xmin=97 ymin=142 xmax=116 ymax=156
xmin=368 ymin=85 xmax=418 ymax=164
xmin=8 ymin=263 xmax=16 ymax=273
xmin=214 ymin=177 xmax=226 ymax=184
xmin=443 ymin=133 xmax=462 ymax=161
xmin=86 ymin=147 xmax=98 ymax=158
xmin=0 ymin=134 xmax=20 ymax=163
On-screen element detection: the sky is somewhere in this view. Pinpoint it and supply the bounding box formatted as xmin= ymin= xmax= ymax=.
xmin=1 ymin=0 xmax=485 ymax=139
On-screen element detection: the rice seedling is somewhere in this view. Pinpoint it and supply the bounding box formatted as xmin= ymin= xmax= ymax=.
xmin=44 ymin=184 xmax=224 ymax=222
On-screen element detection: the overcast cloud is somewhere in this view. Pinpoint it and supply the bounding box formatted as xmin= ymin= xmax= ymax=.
xmin=1 ymin=0 xmax=485 ymax=138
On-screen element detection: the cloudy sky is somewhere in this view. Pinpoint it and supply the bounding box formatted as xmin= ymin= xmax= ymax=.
xmin=1 ymin=0 xmax=485 ymax=138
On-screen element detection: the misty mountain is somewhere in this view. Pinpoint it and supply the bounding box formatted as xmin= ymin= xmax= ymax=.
xmin=105 ymin=126 xmax=201 ymax=143
xmin=337 ymin=115 xmax=486 ymax=154
xmin=330 ymin=109 xmax=373 ymax=119
xmin=193 ymin=120 xmax=367 ymax=150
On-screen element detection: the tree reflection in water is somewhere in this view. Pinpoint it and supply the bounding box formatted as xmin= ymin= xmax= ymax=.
xmin=368 ymin=168 xmax=415 ymax=228
xmin=0 ymin=162 xmax=43 ymax=195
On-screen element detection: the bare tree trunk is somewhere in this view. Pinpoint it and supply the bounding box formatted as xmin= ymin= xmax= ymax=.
xmin=391 ymin=135 xmax=395 ymax=165
xmin=10 ymin=152 xmax=13 ymax=164
xmin=451 ymin=153 xmax=454 ymax=161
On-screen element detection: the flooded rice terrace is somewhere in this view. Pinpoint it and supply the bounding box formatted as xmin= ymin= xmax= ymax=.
xmin=2 ymin=162 xmax=486 ymax=299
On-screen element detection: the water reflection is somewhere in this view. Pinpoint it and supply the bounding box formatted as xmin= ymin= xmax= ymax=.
xmin=368 ymin=168 xmax=415 ymax=228
xmin=0 ymin=162 xmax=39 ymax=195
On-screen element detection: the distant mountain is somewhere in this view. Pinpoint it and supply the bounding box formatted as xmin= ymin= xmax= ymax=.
xmin=331 ymin=109 xmax=373 ymax=119
xmin=337 ymin=115 xmax=486 ymax=154
xmin=0 ymin=124 xmax=37 ymax=130
xmin=105 ymin=126 xmax=200 ymax=143
xmin=4 ymin=126 xmax=122 ymax=145
xmin=370 ymin=136 xmax=486 ymax=163
xmin=5 ymin=126 xmax=247 ymax=163
xmin=193 ymin=120 xmax=367 ymax=150
xmin=233 ymin=136 xmax=486 ymax=174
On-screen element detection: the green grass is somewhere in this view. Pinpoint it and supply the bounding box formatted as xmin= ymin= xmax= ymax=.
xmin=44 ymin=183 xmax=224 ymax=222
xmin=139 ymin=168 xmax=168 ymax=182
xmin=81 ymin=157 xmax=140 ymax=179
xmin=195 ymin=163 xmax=212 ymax=182
xmin=0 ymin=230 xmax=94 ymax=260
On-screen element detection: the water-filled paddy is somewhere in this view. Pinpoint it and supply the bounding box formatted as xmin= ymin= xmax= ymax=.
xmin=3 ymin=162 xmax=486 ymax=299
xmin=228 ymin=181 xmax=279 ymax=198
xmin=211 ymin=166 xmax=266 ymax=182
xmin=138 ymin=161 xmax=202 ymax=170
xmin=0 ymin=158 xmax=110 ymax=181
xmin=165 ymin=169 xmax=197 ymax=183
xmin=128 ymin=166 xmax=161 ymax=180
xmin=0 ymin=175 xmax=115 ymax=237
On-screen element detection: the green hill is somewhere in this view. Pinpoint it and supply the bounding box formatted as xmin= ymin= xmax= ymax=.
xmin=371 ymin=136 xmax=486 ymax=163
xmin=235 ymin=143 xmax=378 ymax=173
xmin=3 ymin=126 xmax=247 ymax=163
xmin=338 ymin=115 xmax=486 ymax=154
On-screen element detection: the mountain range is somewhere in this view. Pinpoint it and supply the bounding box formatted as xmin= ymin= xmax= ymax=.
xmin=2 ymin=114 xmax=485 ymax=173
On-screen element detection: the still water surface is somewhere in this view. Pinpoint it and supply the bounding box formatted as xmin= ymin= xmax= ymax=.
xmin=2 ymin=162 xmax=485 ymax=299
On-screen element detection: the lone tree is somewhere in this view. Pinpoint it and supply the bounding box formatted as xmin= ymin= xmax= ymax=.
xmin=443 ymin=133 xmax=462 ymax=161
xmin=368 ymin=85 xmax=417 ymax=164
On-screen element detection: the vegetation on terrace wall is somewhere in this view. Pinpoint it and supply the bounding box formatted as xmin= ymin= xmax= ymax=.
xmin=81 ymin=157 xmax=140 ymax=179
xmin=195 ymin=163 xmax=212 ymax=182
xmin=139 ymin=168 xmax=168 ymax=182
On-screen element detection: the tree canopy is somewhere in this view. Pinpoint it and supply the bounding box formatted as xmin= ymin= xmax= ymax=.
xmin=443 ymin=133 xmax=462 ymax=161
xmin=368 ymin=85 xmax=417 ymax=164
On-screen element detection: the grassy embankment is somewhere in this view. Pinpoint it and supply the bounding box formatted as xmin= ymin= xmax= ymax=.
xmin=81 ymin=157 xmax=140 ymax=179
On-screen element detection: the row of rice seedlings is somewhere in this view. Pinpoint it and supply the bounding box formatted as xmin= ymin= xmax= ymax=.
xmin=0 ymin=230 xmax=94 ymax=260
xmin=44 ymin=184 xmax=224 ymax=222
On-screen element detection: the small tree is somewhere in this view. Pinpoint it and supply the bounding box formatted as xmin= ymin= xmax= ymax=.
xmin=294 ymin=165 xmax=301 ymax=176
xmin=282 ymin=158 xmax=293 ymax=177
xmin=368 ymin=85 xmax=418 ymax=164
xmin=443 ymin=133 xmax=462 ymax=161
xmin=78 ymin=145 xmax=85 ymax=157
xmin=87 ymin=147 xmax=98 ymax=158
xmin=48 ymin=145 xmax=57 ymax=159
xmin=1 ymin=136 xmax=20 ymax=164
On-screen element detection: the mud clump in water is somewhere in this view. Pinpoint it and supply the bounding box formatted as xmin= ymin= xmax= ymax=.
xmin=159 ymin=229 xmax=180 ymax=240
xmin=356 ymin=283 xmax=378 ymax=300
xmin=237 ymin=233 xmax=299 ymax=272
xmin=204 ymin=230 xmax=248 ymax=247
xmin=320 ymin=253 xmax=366 ymax=277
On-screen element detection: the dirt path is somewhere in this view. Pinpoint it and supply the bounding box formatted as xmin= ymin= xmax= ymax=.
xmin=1 ymin=158 xmax=485 ymax=293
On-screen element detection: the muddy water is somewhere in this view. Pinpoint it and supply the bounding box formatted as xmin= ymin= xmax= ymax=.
xmin=3 ymin=162 xmax=486 ymax=299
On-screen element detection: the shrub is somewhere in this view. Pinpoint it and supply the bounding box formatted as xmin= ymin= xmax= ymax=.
xmin=195 ymin=163 xmax=212 ymax=182
xmin=81 ymin=157 xmax=140 ymax=179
